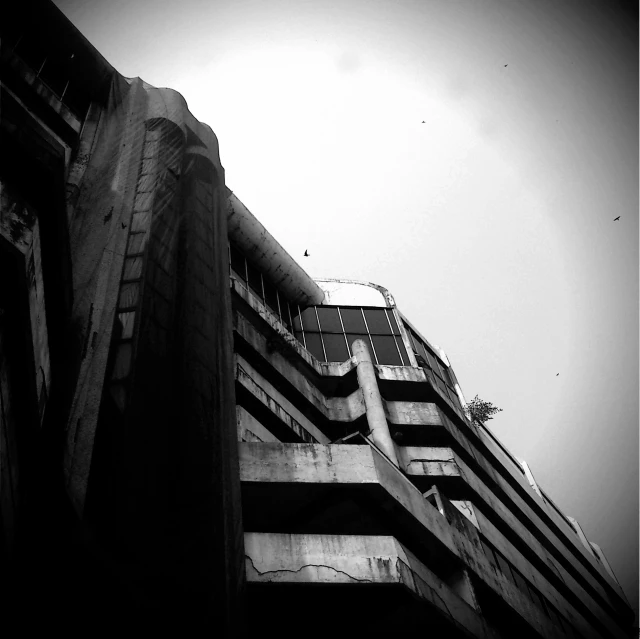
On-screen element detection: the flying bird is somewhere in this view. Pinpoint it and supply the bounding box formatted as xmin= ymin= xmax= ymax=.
xmin=504 ymin=64 xmax=508 ymax=67
xmin=613 ymin=216 xmax=620 ymax=221
xmin=304 ymin=250 xmax=309 ymax=257
xmin=556 ymin=373 xmax=559 ymax=377
xmin=121 ymin=222 xmax=127 ymax=229
xmin=421 ymin=121 xmax=425 ymax=123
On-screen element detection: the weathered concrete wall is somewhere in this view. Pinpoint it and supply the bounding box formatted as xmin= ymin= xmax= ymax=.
xmin=245 ymin=531 xmax=500 ymax=639
xmin=59 ymin=73 xmax=244 ymax=633
xmin=240 ymin=442 xmax=570 ymax=638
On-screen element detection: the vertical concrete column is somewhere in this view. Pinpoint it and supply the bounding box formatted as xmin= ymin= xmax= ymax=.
xmin=351 ymin=339 xmax=399 ymax=467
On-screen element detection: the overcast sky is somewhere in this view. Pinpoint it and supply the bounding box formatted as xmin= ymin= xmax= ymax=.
xmin=56 ymin=0 xmax=638 ymax=613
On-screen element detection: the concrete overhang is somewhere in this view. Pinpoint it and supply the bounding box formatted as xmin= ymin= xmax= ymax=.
xmin=245 ymin=532 xmax=499 ymax=639
xmin=226 ymin=191 xmax=325 ymax=306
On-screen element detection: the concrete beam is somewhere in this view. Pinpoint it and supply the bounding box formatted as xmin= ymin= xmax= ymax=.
xmin=226 ymin=192 xmax=324 ymax=306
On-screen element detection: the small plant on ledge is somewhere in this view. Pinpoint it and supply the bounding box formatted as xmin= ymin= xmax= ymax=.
xmin=465 ymin=395 xmax=503 ymax=425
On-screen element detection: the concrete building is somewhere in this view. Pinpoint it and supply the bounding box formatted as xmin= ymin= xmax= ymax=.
xmin=0 ymin=1 xmax=634 ymax=636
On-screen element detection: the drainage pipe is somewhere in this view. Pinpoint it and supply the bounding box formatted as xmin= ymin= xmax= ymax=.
xmin=351 ymin=339 xmax=399 ymax=467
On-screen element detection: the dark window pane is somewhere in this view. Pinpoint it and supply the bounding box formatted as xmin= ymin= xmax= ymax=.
xmin=246 ymin=261 xmax=263 ymax=298
xmin=230 ymin=244 xmax=246 ymax=281
xmin=112 ymin=343 xmax=132 ymax=380
xmin=118 ymin=312 xmax=136 ymax=339
xmin=300 ymin=307 xmax=319 ymax=332
xmin=304 ymin=333 xmax=325 ymax=361
xmin=294 ymin=330 xmax=305 ymax=345
xmin=323 ymin=334 xmax=350 ymax=362
xmin=386 ymin=310 xmax=400 ymax=334
xmin=316 ymin=307 xmax=342 ymax=333
xmin=281 ymin=298 xmax=293 ymax=329
xmin=436 ymin=377 xmax=449 ymax=398
xmin=340 ymin=308 xmax=366 ymax=333
xmin=372 ymin=335 xmax=402 ymax=365
xmin=480 ymin=540 xmax=497 ymax=568
xmin=39 ymin=55 xmax=69 ymax=96
xmin=119 ymin=282 xmax=140 ymax=309
xmin=346 ymin=334 xmax=376 ymax=362
xmin=15 ymin=34 xmax=48 ymax=72
xmin=263 ymin=280 xmax=279 ymax=316
xmin=425 ymin=349 xmax=440 ymax=374
xmin=440 ymin=364 xmax=454 ymax=386
xmin=395 ymin=335 xmax=409 ymax=365
xmin=292 ymin=307 xmax=303 ymax=331
xmin=364 ymin=308 xmax=392 ymax=334
xmin=123 ymin=257 xmax=143 ymax=280
xmin=63 ymin=81 xmax=91 ymax=118
xmin=128 ymin=232 xmax=148 ymax=255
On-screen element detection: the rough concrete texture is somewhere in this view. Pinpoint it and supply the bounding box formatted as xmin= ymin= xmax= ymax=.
xmin=245 ymin=532 xmax=501 ymax=639
xmin=57 ymin=71 xmax=244 ymax=633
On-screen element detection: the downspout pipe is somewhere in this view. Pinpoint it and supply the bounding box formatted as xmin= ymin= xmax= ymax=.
xmin=351 ymin=339 xmax=399 ymax=468
xmin=225 ymin=190 xmax=325 ymax=306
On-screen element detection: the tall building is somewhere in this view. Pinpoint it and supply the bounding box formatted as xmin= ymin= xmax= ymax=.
xmin=0 ymin=1 xmax=634 ymax=636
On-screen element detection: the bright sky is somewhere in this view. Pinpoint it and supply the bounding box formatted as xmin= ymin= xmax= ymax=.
xmin=56 ymin=0 xmax=638 ymax=612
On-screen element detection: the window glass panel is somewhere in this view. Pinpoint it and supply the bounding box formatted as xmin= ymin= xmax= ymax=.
xmin=280 ymin=298 xmax=293 ymax=329
xmin=127 ymin=232 xmax=148 ymax=255
xmin=425 ymin=349 xmax=440 ymax=374
xmin=15 ymin=34 xmax=47 ymax=72
xmin=364 ymin=308 xmax=392 ymax=334
xmin=123 ymin=257 xmax=143 ymax=280
xmin=339 ymin=308 xmax=367 ymax=333
xmin=246 ymin=261 xmax=263 ymax=298
xmin=395 ymin=335 xmax=409 ymax=365
xmin=109 ymin=384 xmax=127 ymax=412
xmin=346 ymin=334 xmax=376 ymax=362
xmin=440 ymin=364 xmax=454 ymax=386
xmin=300 ymin=307 xmax=319 ymax=332
xmin=119 ymin=282 xmax=139 ymax=309
xmin=229 ymin=244 xmax=246 ymax=281
xmin=386 ymin=310 xmax=400 ymax=334
xmin=322 ymin=334 xmax=349 ymax=362
xmin=118 ymin=312 xmax=136 ymax=339
xmin=304 ymin=333 xmax=325 ymax=361
xmin=112 ymin=343 xmax=132 ymax=380
xmin=62 ymin=82 xmax=91 ymax=118
xmin=371 ymin=335 xmax=402 ymax=365
xmin=39 ymin=55 xmax=68 ymax=96
xmin=263 ymin=280 xmax=279 ymax=316
xmin=292 ymin=307 xmax=303 ymax=331
xmin=316 ymin=307 xmax=342 ymax=333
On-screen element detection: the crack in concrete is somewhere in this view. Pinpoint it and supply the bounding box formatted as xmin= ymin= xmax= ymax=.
xmin=245 ymin=555 xmax=374 ymax=583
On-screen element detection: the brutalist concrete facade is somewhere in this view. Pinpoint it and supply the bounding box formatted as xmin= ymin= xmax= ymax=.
xmin=0 ymin=1 xmax=634 ymax=636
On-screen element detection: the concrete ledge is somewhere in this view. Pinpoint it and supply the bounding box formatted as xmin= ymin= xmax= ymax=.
xmin=245 ymin=532 xmax=500 ymax=639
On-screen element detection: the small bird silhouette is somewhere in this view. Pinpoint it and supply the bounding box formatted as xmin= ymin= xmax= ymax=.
xmin=304 ymin=250 xmax=309 ymax=257
xmin=504 ymin=64 xmax=508 ymax=67
xmin=421 ymin=121 xmax=425 ymax=123
xmin=103 ymin=208 xmax=113 ymax=224
xmin=121 ymin=222 xmax=127 ymax=229
xmin=556 ymin=373 xmax=559 ymax=377
xmin=613 ymin=216 xmax=620 ymax=221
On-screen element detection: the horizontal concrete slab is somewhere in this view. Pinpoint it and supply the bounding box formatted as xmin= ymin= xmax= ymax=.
xmin=245 ymin=532 xmax=500 ymax=639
